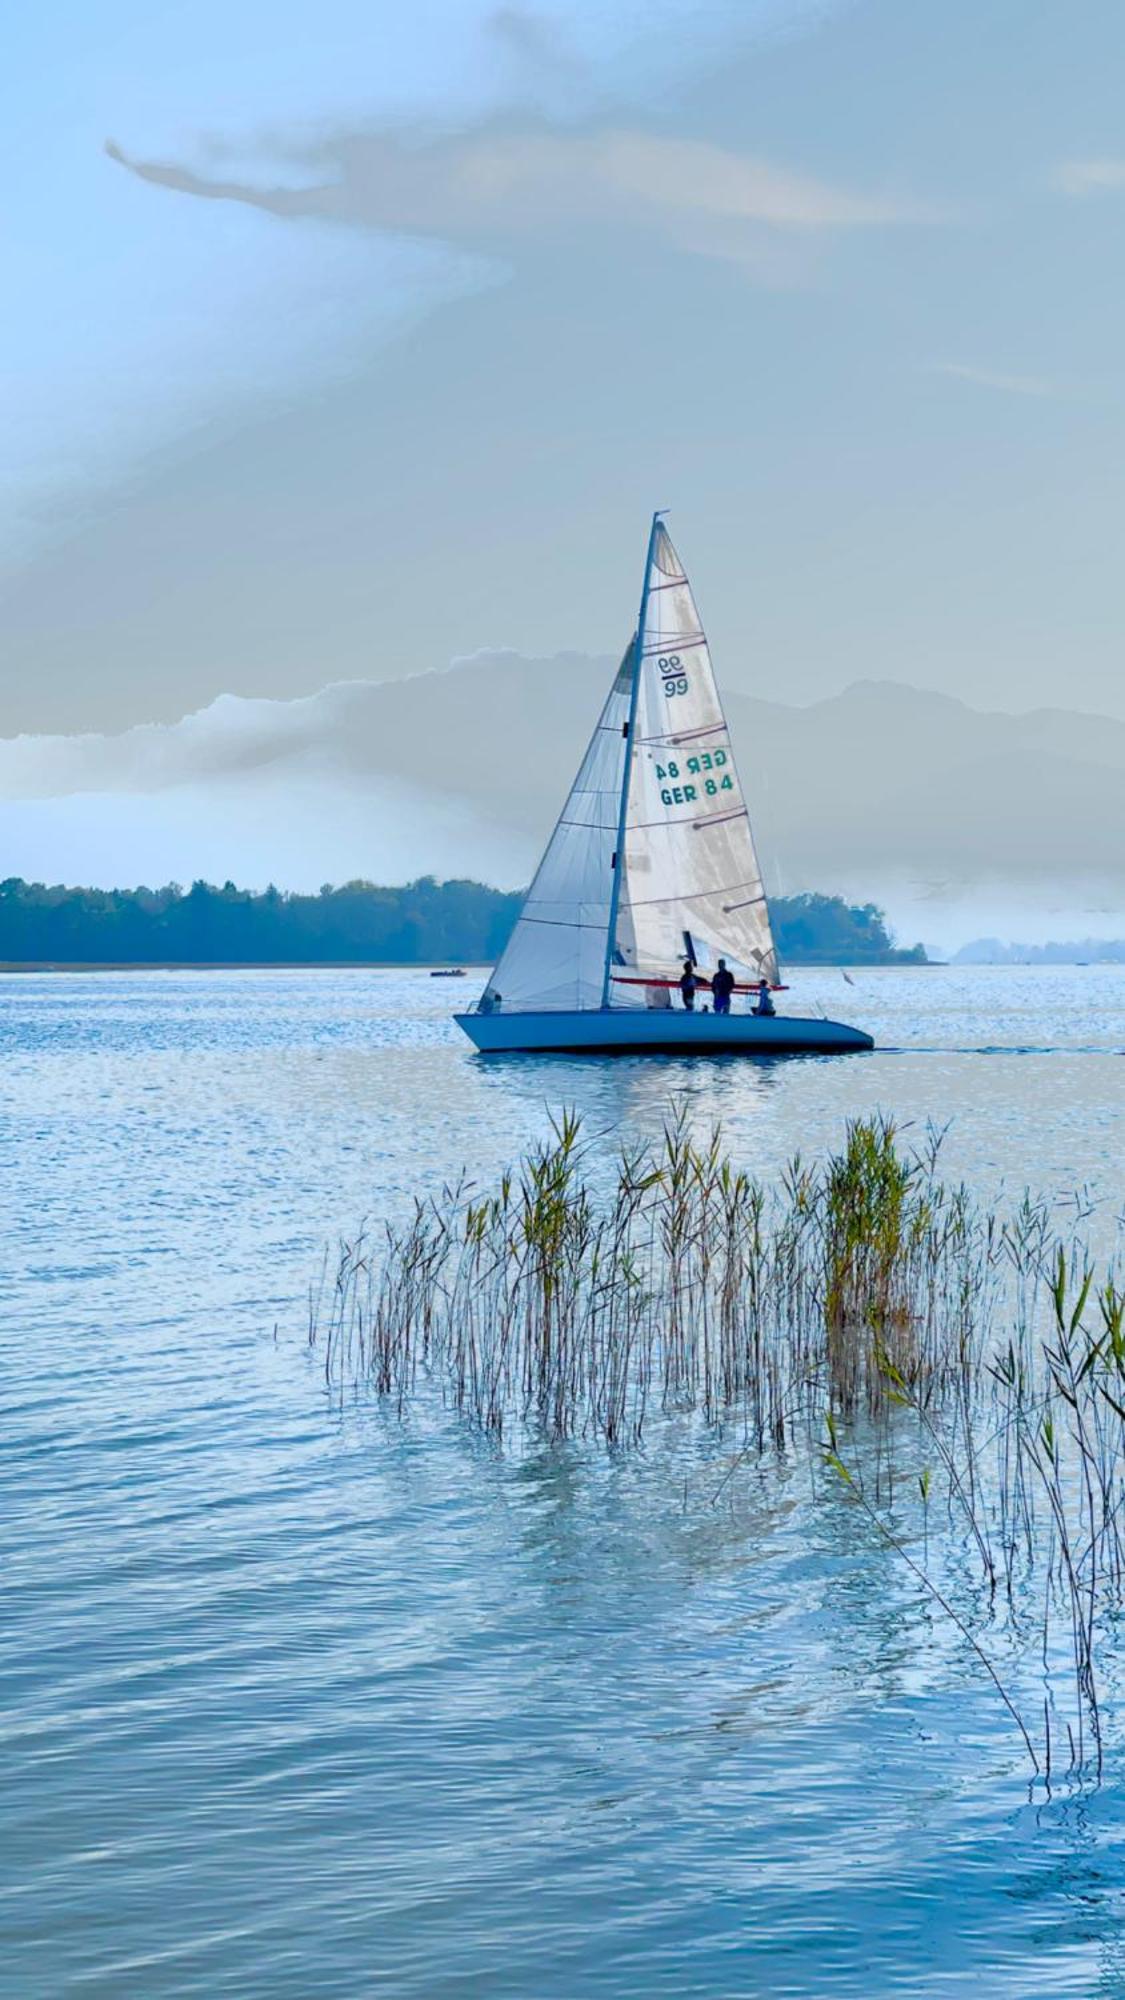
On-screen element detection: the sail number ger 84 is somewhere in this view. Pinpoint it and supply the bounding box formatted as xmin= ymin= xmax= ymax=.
xmin=655 ymin=748 xmax=735 ymax=809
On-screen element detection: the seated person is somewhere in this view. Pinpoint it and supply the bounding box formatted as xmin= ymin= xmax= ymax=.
xmin=753 ymin=978 xmax=775 ymax=1017
xmin=711 ymin=959 xmax=735 ymax=1015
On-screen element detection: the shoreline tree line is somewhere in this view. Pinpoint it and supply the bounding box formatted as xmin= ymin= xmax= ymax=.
xmin=0 ymin=876 xmax=926 ymax=966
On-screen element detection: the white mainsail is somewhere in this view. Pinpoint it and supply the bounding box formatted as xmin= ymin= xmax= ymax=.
xmin=611 ymin=519 xmax=778 ymax=1000
xmin=477 ymin=516 xmax=777 ymax=1015
xmin=482 ymin=646 xmax=633 ymax=1012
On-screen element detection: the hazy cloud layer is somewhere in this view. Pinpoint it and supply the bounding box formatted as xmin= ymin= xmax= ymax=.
xmin=930 ymin=361 xmax=1056 ymax=398
xmin=11 ymin=2 xmax=1125 ymax=740
xmin=0 ymin=774 xmax=524 ymax=903
xmin=1054 ymin=158 xmax=1125 ymax=195
xmin=107 ymin=119 xmax=935 ymax=269
xmin=3 ymin=662 xmax=1122 ymax=952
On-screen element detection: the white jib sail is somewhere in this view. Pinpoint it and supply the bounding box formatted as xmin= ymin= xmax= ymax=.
xmin=480 ymin=647 xmax=634 ymax=1012
xmin=611 ymin=521 xmax=778 ymax=1001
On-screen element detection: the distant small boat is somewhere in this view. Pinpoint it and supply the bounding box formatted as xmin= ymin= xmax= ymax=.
xmin=430 ymin=967 xmax=467 ymax=978
xmin=456 ymin=514 xmax=873 ymax=1056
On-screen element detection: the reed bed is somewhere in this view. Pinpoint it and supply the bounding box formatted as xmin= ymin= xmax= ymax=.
xmin=314 ymin=1114 xmax=1004 ymax=1443
xmin=310 ymin=1113 xmax=1123 ymax=1779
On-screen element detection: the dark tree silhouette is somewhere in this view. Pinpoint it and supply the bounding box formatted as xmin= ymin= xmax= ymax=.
xmin=0 ymin=877 xmax=925 ymax=966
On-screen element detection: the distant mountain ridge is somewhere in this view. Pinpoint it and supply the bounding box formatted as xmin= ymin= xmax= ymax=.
xmin=953 ymin=938 xmax=1125 ymax=965
xmin=1 ymin=660 xmax=1122 ymax=947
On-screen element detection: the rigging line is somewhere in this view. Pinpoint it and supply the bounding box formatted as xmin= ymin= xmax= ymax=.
xmin=637 ymin=722 xmax=729 ymax=746
xmin=622 ymin=878 xmax=766 ymax=909
xmin=601 ymin=529 xmax=657 ymax=1008
xmin=692 ymin=807 xmax=747 ymax=830
xmin=622 ymin=805 xmax=746 ymax=831
xmin=640 ymin=635 xmax=706 ymax=657
xmin=553 ymin=820 xmax=622 ymax=834
xmin=517 ymin=914 xmax=615 ymax=931
xmin=623 ymin=813 xmax=701 ymax=831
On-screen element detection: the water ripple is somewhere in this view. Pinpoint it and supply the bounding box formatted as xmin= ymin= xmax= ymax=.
xmin=1 ymin=968 xmax=1123 ymax=1995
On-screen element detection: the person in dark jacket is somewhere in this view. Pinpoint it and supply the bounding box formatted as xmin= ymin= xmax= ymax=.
xmin=679 ymin=960 xmax=698 ymax=1010
xmin=711 ymin=959 xmax=735 ymax=1015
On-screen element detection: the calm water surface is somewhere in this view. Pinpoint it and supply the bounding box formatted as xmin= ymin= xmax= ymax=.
xmin=2 ymin=967 xmax=1124 ymax=1997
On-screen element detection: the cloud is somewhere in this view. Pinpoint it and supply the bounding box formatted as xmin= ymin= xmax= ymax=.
xmin=106 ymin=119 xmax=936 ymax=269
xmin=4 ymin=667 xmax=1122 ymax=929
xmin=0 ymin=680 xmax=534 ymax=892
xmin=928 ymin=361 xmax=1055 ymax=398
xmin=0 ymin=774 xmax=527 ymax=899
xmin=486 ymin=6 xmax=585 ymax=82
xmin=1053 ymin=158 xmax=1125 ymax=196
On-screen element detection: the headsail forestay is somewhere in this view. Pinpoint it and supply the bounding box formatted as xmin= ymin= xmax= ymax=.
xmin=479 ymin=519 xmax=777 ymax=1014
xmin=483 ymin=648 xmax=632 ymax=1012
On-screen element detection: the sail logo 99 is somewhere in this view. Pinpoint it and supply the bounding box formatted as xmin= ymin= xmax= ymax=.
xmin=657 ymin=654 xmax=688 ymax=697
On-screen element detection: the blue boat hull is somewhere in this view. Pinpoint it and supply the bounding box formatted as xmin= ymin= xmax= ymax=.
xmin=454 ymin=1009 xmax=873 ymax=1055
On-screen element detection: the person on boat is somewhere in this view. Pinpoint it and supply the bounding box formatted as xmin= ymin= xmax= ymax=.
xmin=711 ymin=959 xmax=735 ymax=1016
xmin=753 ymin=979 xmax=775 ymax=1018
xmin=679 ymin=961 xmax=698 ymax=1011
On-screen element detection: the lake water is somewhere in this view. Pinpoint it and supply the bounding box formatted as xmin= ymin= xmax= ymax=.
xmin=2 ymin=966 xmax=1124 ymax=1997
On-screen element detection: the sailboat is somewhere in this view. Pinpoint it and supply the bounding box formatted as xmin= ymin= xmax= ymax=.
xmin=455 ymin=514 xmax=873 ymax=1056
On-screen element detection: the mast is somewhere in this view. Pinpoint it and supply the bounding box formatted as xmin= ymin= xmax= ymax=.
xmin=600 ymin=510 xmax=663 ymax=1009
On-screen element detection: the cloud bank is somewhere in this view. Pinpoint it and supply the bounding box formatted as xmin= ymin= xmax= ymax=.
xmin=930 ymin=361 xmax=1055 ymax=398
xmin=1054 ymin=158 xmax=1125 ymax=196
xmin=3 ymin=662 xmax=1122 ymax=954
xmin=107 ymin=118 xmax=937 ymax=270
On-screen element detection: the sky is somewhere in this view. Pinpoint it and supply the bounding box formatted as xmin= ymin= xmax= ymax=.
xmin=4 ymin=0 xmax=1125 ymax=743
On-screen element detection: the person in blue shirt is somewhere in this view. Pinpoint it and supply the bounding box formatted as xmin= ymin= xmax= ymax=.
xmin=679 ymin=960 xmax=698 ymax=1010
xmin=753 ymin=979 xmax=775 ymax=1017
